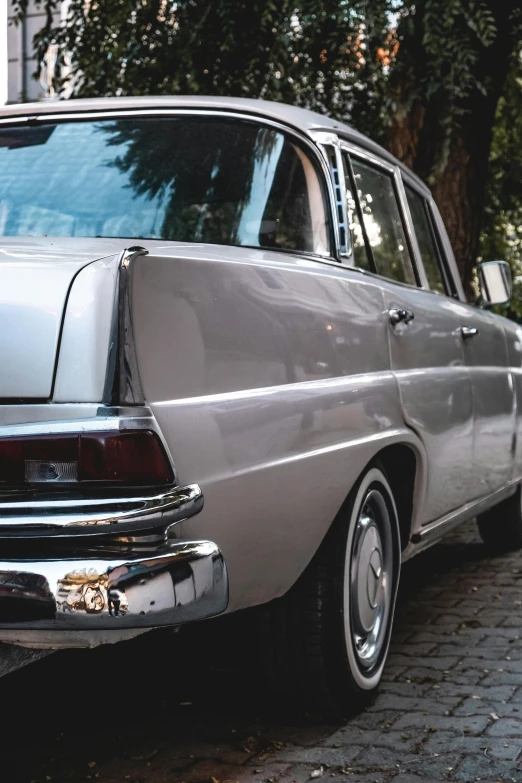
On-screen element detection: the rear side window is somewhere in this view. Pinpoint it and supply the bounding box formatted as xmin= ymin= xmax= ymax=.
xmin=405 ymin=186 xmax=446 ymax=294
xmin=351 ymin=159 xmax=415 ymax=286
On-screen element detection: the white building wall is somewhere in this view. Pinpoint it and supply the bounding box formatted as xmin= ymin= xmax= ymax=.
xmin=5 ymin=0 xmax=62 ymax=104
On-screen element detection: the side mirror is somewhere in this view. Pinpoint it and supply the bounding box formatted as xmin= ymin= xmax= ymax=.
xmin=478 ymin=260 xmax=512 ymax=306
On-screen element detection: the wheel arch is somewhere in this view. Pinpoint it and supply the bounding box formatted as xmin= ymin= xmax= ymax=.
xmin=324 ymin=440 xmax=422 ymax=558
xmin=374 ymin=444 xmax=418 ymax=552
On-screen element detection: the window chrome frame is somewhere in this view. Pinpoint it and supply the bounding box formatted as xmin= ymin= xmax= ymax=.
xmin=0 ymin=107 xmax=341 ymax=265
xmin=310 ymin=131 xmax=351 ymax=260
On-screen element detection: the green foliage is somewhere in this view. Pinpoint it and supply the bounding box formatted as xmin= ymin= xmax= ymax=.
xmin=12 ymin=0 xmax=393 ymax=139
xmin=480 ymin=50 xmax=522 ymax=321
xmin=12 ymin=1 xmax=518 ymax=156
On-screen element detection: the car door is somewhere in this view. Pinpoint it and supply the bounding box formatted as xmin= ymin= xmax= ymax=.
xmin=342 ymin=147 xmax=474 ymax=525
xmin=404 ymin=184 xmax=515 ymax=500
xmin=455 ymin=300 xmax=515 ymax=496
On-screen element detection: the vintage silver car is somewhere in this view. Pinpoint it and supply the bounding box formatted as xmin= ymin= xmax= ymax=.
xmin=0 ymin=96 xmax=518 ymax=709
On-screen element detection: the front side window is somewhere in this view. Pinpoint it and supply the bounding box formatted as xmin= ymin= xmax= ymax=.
xmin=351 ymin=158 xmax=415 ymax=286
xmin=405 ymin=185 xmax=446 ymax=294
xmin=0 ymin=116 xmax=330 ymax=255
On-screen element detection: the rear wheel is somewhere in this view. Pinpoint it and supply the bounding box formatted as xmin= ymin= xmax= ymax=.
xmin=257 ymin=464 xmax=401 ymax=713
xmin=477 ymin=485 xmax=522 ymax=551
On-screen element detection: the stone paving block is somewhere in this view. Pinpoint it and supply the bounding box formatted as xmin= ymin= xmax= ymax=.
xmin=436 ymin=644 xmax=507 ymax=659
xmin=319 ymin=728 xmax=380 ymax=747
xmin=454 ymin=755 xmax=522 ymax=781
xmin=264 ymin=725 xmax=339 ymax=748
xmin=391 ymin=776 xmax=454 ymax=783
xmin=425 ymin=683 xmax=516 ymax=701
xmin=404 ymin=632 xmax=480 ymax=646
xmin=388 ymin=643 xmax=439 ymax=657
xmin=422 ymin=730 xmax=521 ymax=761
xmin=365 ymin=695 xmax=458 ymax=716
xmin=392 ymin=714 xmax=489 ymax=734
xmin=485 ymin=716 xmax=522 ymax=736
xmin=481 ymin=675 xmax=522 ymax=690
xmin=471 ymin=627 xmax=521 ymax=638
xmin=352 ymin=749 xmax=463 ymax=779
xmin=348 ymin=710 xmax=403 ymax=731
xmin=432 ymin=615 xmax=466 ymax=627
xmin=273 ymin=745 xmax=363 ymax=766
xmin=278 ymin=766 xmax=387 ymax=783
xmin=181 ymin=761 xmax=294 ymax=783
xmin=396 ymin=667 xmax=478 ymax=686
xmin=392 ymin=667 xmax=446 ymax=684
xmin=455 ymin=697 xmax=522 ymax=718
xmin=321 ymin=729 xmax=418 ymax=755
xmin=350 ymin=745 xmax=408 ymax=770
xmin=379 ymin=682 xmax=432 ymax=699
xmin=459 ymin=656 xmax=522 ymax=673
xmin=508 ymin=688 xmax=522 ymax=703
xmin=380 ymin=665 xmax=408 ymax=682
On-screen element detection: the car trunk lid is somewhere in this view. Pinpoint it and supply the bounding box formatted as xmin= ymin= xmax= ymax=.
xmin=0 ymin=238 xmax=124 ymax=399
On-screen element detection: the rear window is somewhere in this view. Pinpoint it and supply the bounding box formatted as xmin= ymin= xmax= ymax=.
xmin=0 ymin=116 xmax=330 ymax=256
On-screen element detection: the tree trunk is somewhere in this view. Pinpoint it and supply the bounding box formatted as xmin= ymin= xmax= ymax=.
xmin=386 ymin=2 xmax=516 ymax=297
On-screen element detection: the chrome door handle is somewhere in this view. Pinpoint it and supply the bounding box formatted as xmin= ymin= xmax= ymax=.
xmin=460 ymin=325 xmax=479 ymax=339
xmin=388 ymin=308 xmax=415 ymax=326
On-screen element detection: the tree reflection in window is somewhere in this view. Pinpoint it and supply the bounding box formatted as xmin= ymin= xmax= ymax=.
xmin=405 ymin=185 xmax=446 ymax=294
xmin=341 ymin=153 xmax=371 ymax=271
xmin=101 ymin=117 xmax=329 ymax=254
xmin=351 ymin=159 xmax=415 ymax=285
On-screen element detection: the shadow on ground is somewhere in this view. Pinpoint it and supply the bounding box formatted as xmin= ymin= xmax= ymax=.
xmin=1 ymin=522 xmax=521 ymax=783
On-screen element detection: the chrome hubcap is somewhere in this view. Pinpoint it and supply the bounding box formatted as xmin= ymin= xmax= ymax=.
xmin=350 ymin=488 xmax=393 ymax=671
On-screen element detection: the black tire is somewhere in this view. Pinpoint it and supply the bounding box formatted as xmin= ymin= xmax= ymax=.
xmin=477 ymin=485 xmax=522 ymax=551
xmin=254 ymin=463 xmax=401 ymax=714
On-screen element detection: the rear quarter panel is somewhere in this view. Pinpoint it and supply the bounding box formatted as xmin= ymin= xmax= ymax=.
xmin=132 ymin=247 xmax=419 ymax=611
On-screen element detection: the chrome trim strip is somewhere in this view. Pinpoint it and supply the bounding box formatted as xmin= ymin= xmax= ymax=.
xmin=0 ymin=484 xmax=202 ymax=537
xmin=411 ymin=480 xmax=519 ymax=548
xmin=311 ymin=131 xmax=350 ymax=260
xmin=0 ymin=538 xmax=228 ymax=629
xmin=104 ymin=246 xmax=148 ymax=406
xmin=0 ymin=416 xmax=120 ymax=440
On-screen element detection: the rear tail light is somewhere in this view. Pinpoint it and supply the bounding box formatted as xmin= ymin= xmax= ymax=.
xmin=0 ymin=431 xmax=174 ymax=487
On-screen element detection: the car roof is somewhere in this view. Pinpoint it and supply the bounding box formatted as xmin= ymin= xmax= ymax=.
xmin=0 ymin=95 xmax=431 ymax=196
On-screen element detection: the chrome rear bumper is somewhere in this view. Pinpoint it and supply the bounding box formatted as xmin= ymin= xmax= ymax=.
xmin=0 ymin=484 xmax=203 ymax=537
xmin=0 ymin=482 xmax=229 ymax=631
xmin=0 ymin=539 xmax=227 ymax=630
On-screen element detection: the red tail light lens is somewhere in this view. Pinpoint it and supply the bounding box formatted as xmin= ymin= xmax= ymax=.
xmin=0 ymin=431 xmax=173 ymax=487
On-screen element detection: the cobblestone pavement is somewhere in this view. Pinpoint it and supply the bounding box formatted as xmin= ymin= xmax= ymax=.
xmin=3 ymin=521 xmax=522 ymax=783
